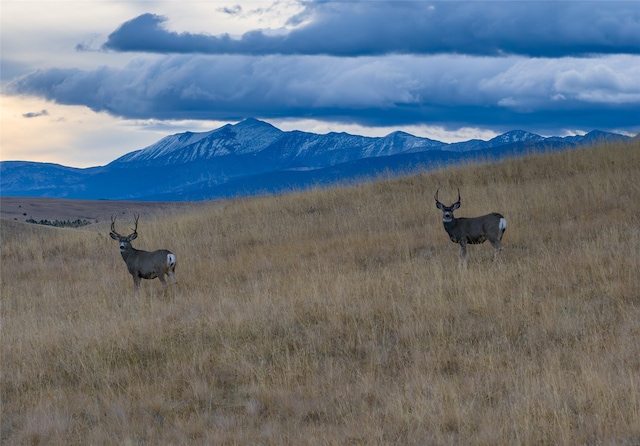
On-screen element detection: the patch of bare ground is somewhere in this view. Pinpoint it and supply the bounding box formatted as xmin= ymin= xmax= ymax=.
xmin=2 ymin=139 xmax=639 ymax=444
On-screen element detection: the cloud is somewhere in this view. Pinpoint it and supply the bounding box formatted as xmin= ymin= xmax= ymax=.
xmin=219 ymin=5 xmax=242 ymax=16
xmin=8 ymin=54 xmax=640 ymax=134
xmin=22 ymin=109 xmax=49 ymax=118
xmin=101 ymin=2 xmax=640 ymax=57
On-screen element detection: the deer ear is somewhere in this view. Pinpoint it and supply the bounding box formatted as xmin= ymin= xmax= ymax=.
xmin=451 ymin=201 xmax=461 ymax=211
xmin=436 ymin=201 xmax=445 ymax=211
xmin=128 ymin=232 xmax=138 ymax=241
xmin=109 ymin=232 xmax=119 ymax=240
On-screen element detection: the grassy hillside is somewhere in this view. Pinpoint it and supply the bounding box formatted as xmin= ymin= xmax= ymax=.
xmin=2 ymin=139 xmax=639 ymax=445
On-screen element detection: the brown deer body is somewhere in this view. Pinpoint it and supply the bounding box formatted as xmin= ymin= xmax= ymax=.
xmin=110 ymin=215 xmax=177 ymax=298
xmin=435 ymin=189 xmax=506 ymax=265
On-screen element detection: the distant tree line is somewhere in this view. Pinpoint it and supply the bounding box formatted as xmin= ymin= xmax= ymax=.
xmin=25 ymin=218 xmax=92 ymax=228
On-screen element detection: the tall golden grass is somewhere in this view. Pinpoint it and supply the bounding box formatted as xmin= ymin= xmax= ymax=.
xmin=2 ymin=139 xmax=639 ymax=445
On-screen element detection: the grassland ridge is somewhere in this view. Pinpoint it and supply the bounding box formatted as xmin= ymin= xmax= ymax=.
xmin=1 ymin=139 xmax=639 ymax=444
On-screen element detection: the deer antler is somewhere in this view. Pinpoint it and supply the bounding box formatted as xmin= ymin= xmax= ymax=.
xmin=132 ymin=213 xmax=140 ymax=234
xmin=110 ymin=215 xmax=121 ymax=237
xmin=435 ymin=188 xmax=461 ymax=206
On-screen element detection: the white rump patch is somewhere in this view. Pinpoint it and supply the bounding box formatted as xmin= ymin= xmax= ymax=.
xmin=167 ymin=253 xmax=176 ymax=267
xmin=499 ymin=218 xmax=507 ymax=231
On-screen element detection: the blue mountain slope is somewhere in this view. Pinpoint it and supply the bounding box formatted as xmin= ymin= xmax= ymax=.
xmin=0 ymin=161 xmax=104 ymax=198
xmin=0 ymin=120 xmax=631 ymax=201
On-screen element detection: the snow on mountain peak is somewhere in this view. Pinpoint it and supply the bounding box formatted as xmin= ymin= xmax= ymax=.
xmin=111 ymin=119 xmax=283 ymax=166
xmin=490 ymin=130 xmax=544 ymax=145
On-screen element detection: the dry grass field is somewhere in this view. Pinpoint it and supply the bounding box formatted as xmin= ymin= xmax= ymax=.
xmin=2 ymin=139 xmax=639 ymax=445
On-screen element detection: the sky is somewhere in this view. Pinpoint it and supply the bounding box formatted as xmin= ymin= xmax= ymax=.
xmin=1 ymin=0 xmax=639 ymax=168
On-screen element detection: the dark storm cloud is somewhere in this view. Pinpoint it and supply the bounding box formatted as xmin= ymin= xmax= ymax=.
xmin=101 ymin=2 xmax=640 ymax=57
xmin=8 ymin=54 xmax=640 ymax=134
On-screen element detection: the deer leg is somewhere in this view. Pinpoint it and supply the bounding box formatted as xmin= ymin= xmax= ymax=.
xmin=458 ymin=242 xmax=467 ymax=267
xmin=133 ymin=275 xmax=141 ymax=299
xmin=157 ymin=275 xmax=170 ymax=297
xmin=167 ymin=270 xmax=177 ymax=285
xmin=491 ymin=239 xmax=502 ymax=261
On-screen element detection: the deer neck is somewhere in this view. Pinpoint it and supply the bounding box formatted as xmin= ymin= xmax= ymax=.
xmin=442 ymin=219 xmax=459 ymax=242
xmin=442 ymin=217 xmax=456 ymax=228
xmin=120 ymin=246 xmax=139 ymax=262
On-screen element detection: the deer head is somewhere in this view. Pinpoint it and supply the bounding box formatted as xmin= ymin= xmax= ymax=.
xmin=110 ymin=214 xmax=139 ymax=252
xmin=434 ymin=188 xmax=461 ymax=222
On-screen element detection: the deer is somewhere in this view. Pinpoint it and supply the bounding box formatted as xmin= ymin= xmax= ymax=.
xmin=434 ymin=189 xmax=506 ymax=265
xmin=109 ymin=214 xmax=177 ymax=298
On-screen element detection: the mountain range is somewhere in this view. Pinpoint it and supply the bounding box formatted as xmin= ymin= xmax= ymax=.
xmin=0 ymin=118 xmax=631 ymax=201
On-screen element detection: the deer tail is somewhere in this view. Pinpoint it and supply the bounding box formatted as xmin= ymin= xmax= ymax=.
xmin=499 ymin=217 xmax=507 ymax=233
xmin=167 ymin=253 xmax=177 ymax=269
